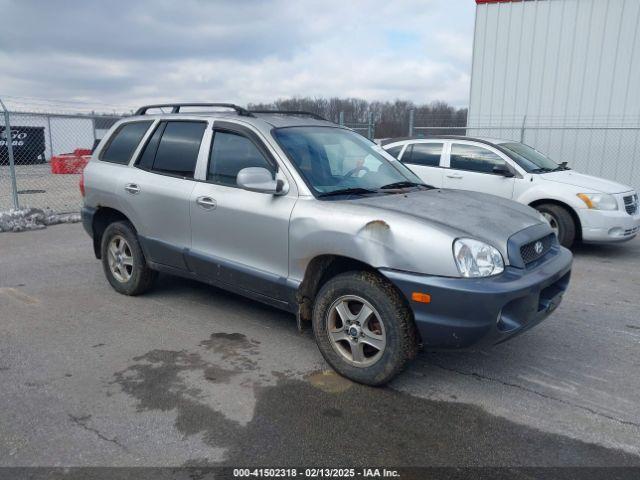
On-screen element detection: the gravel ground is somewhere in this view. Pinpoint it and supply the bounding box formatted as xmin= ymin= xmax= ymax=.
xmin=0 ymin=164 xmax=82 ymax=213
xmin=0 ymin=224 xmax=639 ymax=467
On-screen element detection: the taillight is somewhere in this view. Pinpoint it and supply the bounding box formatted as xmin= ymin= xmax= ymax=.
xmin=79 ymin=172 xmax=85 ymax=197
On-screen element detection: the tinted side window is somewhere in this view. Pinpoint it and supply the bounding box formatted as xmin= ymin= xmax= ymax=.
xmin=151 ymin=121 xmax=206 ymax=178
xmin=101 ymin=121 xmax=152 ymax=164
xmin=208 ymin=131 xmax=273 ymax=187
xmin=404 ymin=143 xmax=443 ymax=167
xmin=450 ymin=144 xmax=506 ymax=174
xmin=385 ymin=145 xmax=403 ymax=158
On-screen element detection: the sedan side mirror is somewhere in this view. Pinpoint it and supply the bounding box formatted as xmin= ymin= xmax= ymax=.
xmin=237 ymin=167 xmax=288 ymax=195
xmin=492 ymin=165 xmax=514 ymax=177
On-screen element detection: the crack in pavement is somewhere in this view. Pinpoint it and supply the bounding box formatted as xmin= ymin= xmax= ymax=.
xmin=426 ymin=362 xmax=640 ymax=430
xmin=68 ymin=414 xmax=128 ymax=452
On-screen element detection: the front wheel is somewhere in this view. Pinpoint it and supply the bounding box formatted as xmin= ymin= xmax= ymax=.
xmin=312 ymin=271 xmax=419 ymax=386
xmin=535 ymin=203 xmax=576 ymax=248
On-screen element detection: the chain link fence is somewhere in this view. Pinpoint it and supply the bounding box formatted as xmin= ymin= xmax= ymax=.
xmin=339 ymin=111 xmax=375 ymax=140
xmin=0 ymin=98 xmax=125 ymax=214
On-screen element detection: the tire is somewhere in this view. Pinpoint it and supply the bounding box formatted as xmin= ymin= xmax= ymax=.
xmin=312 ymin=271 xmax=419 ymax=386
xmin=100 ymin=221 xmax=156 ymax=295
xmin=535 ymin=203 xmax=576 ymax=248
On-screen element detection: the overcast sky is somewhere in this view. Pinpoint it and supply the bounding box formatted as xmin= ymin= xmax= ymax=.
xmin=0 ymin=0 xmax=475 ymax=110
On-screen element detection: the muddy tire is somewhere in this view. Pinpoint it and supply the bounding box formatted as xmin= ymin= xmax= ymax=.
xmin=535 ymin=203 xmax=576 ymax=247
xmin=312 ymin=271 xmax=419 ymax=386
xmin=101 ymin=221 xmax=156 ymax=296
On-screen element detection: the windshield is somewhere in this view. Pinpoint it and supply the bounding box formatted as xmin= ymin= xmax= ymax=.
xmin=273 ymin=126 xmax=425 ymax=197
xmin=499 ymin=142 xmax=564 ymax=173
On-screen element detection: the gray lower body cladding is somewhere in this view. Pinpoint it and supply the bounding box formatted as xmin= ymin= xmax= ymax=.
xmin=380 ymin=247 xmax=573 ymax=349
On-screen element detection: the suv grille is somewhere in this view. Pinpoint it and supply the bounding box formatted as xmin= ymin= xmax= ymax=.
xmin=623 ymin=194 xmax=638 ymax=215
xmin=520 ymin=234 xmax=554 ymax=265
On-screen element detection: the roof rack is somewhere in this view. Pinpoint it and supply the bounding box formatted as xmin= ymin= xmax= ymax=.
xmin=249 ymin=110 xmax=327 ymax=121
xmin=134 ymin=103 xmax=254 ymax=117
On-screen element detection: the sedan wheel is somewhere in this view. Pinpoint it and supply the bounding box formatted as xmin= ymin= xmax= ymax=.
xmin=541 ymin=212 xmax=560 ymax=237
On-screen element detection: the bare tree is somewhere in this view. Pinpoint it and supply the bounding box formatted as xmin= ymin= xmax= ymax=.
xmin=247 ymin=97 xmax=467 ymax=138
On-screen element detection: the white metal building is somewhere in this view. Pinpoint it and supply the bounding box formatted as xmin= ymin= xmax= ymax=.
xmin=468 ymin=0 xmax=640 ymax=190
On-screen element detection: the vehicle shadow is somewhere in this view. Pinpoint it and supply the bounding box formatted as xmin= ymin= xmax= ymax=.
xmin=145 ymin=272 xmax=564 ymax=383
xmin=148 ymin=273 xmax=312 ymax=338
xmin=571 ymin=241 xmax=638 ymax=258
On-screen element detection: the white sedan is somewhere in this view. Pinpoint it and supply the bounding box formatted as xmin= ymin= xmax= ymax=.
xmin=383 ymin=136 xmax=639 ymax=247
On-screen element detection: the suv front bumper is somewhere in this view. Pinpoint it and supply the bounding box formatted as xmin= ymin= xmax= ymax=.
xmin=380 ymin=247 xmax=572 ymax=349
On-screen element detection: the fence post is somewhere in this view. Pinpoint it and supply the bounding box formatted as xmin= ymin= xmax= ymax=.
xmin=367 ymin=111 xmax=373 ymax=139
xmin=46 ymin=114 xmax=54 ymax=160
xmin=91 ymin=116 xmax=97 ymax=144
xmin=408 ymin=109 xmax=415 ymax=137
xmin=0 ymin=98 xmax=20 ymax=210
xmin=520 ymin=115 xmax=527 ymax=143
xmin=339 ymin=111 xmax=344 ymax=126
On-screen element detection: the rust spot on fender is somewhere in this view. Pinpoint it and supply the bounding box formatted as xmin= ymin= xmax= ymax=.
xmin=363 ymin=219 xmax=390 ymax=231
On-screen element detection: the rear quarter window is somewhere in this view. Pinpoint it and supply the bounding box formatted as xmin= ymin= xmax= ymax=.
xmin=100 ymin=121 xmax=152 ymax=165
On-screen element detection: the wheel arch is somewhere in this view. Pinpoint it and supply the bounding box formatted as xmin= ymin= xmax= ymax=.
xmin=296 ymin=254 xmax=381 ymax=324
xmin=528 ymin=198 xmax=582 ymax=242
xmin=91 ymin=207 xmax=134 ymax=259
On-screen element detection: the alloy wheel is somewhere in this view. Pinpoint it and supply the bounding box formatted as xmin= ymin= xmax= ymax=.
xmin=326 ymin=295 xmax=386 ymax=367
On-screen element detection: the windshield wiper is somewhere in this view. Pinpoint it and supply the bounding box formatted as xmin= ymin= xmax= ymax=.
xmin=552 ymin=162 xmax=571 ymax=171
xmin=379 ymin=181 xmax=430 ymax=190
xmin=531 ymin=167 xmax=555 ymax=173
xmin=317 ymin=187 xmax=379 ymax=198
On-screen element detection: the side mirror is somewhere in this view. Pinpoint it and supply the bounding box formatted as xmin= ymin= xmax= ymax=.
xmin=237 ymin=167 xmax=288 ymax=195
xmin=492 ymin=165 xmax=514 ymax=177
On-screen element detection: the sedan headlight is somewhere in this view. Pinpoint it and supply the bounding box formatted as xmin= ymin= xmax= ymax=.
xmin=577 ymin=193 xmax=618 ymax=211
xmin=453 ymin=238 xmax=504 ymax=278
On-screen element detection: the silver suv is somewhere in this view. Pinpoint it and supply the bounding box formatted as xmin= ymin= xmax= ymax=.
xmin=81 ymin=103 xmax=573 ymax=385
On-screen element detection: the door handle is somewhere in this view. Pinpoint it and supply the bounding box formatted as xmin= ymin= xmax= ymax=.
xmin=446 ymin=174 xmax=463 ymax=179
xmin=196 ymin=196 xmax=217 ymax=210
xmin=124 ymin=183 xmax=141 ymax=194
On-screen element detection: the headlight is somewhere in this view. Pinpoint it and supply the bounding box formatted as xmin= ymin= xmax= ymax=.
xmin=453 ymin=238 xmax=505 ymax=278
xmin=577 ymin=193 xmax=618 ymax=211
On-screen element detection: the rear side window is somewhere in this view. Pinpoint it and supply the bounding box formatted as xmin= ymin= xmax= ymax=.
xmin=402 ymin=143 xmax=443 ymax=167
xmin=101 ymin=121 xmax=152 ymax=164
xmin=208 ymin=131 xmax=273 ymax=187
xmin=136 ymin=121 xmax=206 ymax=178
xmin=385 ymin=145 xmax=403 ymax=158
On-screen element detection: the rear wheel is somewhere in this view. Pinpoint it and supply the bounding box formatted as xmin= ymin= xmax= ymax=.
xmin=312 ymin=271 xmax=418 ymax=386
xmin=535 ymin=203 xmax=576 ymax=248
xmin=101 ymin=221 xmax=156 ymax=295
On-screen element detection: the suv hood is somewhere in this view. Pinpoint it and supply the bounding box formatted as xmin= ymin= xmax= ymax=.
xmin=351 ymin=188 xmax=546 ymax=251
xmin=540 ymin=171 xmax=631 ymax=194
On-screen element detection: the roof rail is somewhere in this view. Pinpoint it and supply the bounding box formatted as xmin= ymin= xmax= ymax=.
xmin=249 ymin=110 xmax=327 ymax=121
xmin=134 ymin=103 xmax=255 ymax=117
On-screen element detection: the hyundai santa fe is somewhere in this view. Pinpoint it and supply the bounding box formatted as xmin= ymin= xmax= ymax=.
xmin=81 ymin=103 xmax=572 ymax=385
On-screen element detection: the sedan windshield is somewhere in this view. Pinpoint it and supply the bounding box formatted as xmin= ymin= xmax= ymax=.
xmin=500 ymin=142 xmax=567 ymax=173
xmin=273 ymin=126 xmax=426 ymax=197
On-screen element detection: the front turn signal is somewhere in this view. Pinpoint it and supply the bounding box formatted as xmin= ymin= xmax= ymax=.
xmin=411 ymin=292 xmax=431 ymax=304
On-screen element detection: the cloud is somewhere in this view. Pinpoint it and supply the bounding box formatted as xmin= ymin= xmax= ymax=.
xmin=0 ymin=0 xmax=475 ymax=110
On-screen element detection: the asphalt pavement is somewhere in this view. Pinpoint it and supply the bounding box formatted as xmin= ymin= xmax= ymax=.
xmin=0 ymin=224 xmax=639 ymax=467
